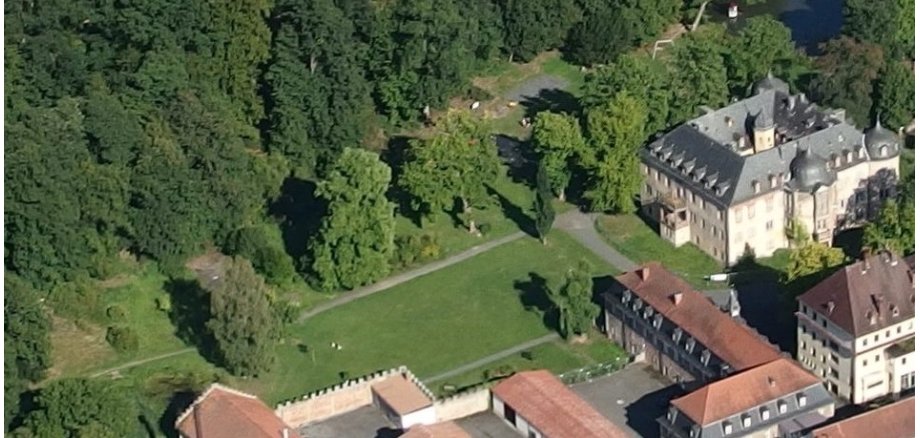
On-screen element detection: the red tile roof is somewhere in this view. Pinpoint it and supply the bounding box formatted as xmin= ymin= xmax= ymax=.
xmin=492 ymin=370 xmax=628 ymax=438
xmin=400 ymin=421 xmax=471 ymax=438
xmin=671 ymin=358 xmax=822 ymax=425
xmin=176 ymin=384 xmax=299 ymax=438
xmin=811 ymin=397 xmax=915 ymax=438
xmin=372 ymin=375 xmax=433 ymax=415
xmin=798 ymin=252 xmax=915 ymax=336
xmin=613 ymin=262 xmax=780 ymax=371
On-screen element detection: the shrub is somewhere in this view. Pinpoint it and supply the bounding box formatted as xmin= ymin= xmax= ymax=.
xmin=106 ymin=326 xmax=139 ymax=353
xmin=478 ymin=223 xmax=492 ymax=236
xmin=155 ymin=295 xmax=171 ymax=312
xmin=226 ymin=227 xmax=296 ymax=286
xmin=465 ymin=85 xmax=493 ymax=103
xmin=392 ymin=234 xmax=441 ymax=269
xmin=106 ymin=305 xmax=127 ymax=322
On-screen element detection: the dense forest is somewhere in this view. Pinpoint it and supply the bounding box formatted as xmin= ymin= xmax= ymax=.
xmin=4 ymin=0 xmax=914 ymax=435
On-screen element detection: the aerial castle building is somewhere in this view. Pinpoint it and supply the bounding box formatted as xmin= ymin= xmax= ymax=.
xmin=640 ymin=73 xmax=900 ymax=265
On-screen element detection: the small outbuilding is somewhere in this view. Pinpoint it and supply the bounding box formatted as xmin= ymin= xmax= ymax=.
xmin=371 ymin=375 xmax=436 ymax=429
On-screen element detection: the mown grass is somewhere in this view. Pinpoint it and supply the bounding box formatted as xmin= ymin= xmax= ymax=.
xmin=595 ymin=213 xmax=724 ymax=289
xmin=234 ymin=230 xmax=613 ymax=404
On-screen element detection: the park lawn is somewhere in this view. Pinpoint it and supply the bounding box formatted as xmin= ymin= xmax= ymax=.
xmin=235 ymin=230 xmax=613 ymax=404
xmin=429 ymin=330 xmax=626 ymax=396
xmin=595 ymin=213 xmax=724 ymax=289
xmin=540 ymin=55 xmax=586 ymax=97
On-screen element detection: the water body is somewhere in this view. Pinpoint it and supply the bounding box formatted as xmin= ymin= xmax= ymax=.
xmin=708 ymin=0 xmax=844 ymax=54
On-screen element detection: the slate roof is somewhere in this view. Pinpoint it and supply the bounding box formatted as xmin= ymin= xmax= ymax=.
xmin=643 ymin=87 xmax=872 ymax=208
xmin=671 ymin=358 xmax=823 ymax=425
xmin=176 ymin=384 xmax=299 ymax=438
xmin=798 ymin=252 xmax=915 ymax=337
xmin=491 ymin=370 xmax=628 ymax=438
xmin=612 ymin=263 xmax=781 ymax=372
xmin=810 ymin=397 xmax=915 ymax=438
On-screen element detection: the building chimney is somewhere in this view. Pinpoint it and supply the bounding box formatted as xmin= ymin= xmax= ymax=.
xmin=672 ymin=292 xmax=683 ymax=305
xmin=827 ymin=301 xmax=836 ymax=314
xmin=640 ymin=266 xmax=651 ymax=281
xmin=862 ymin=250 xmax=871 ymax=272
xmin=768 ymin=377 xmax=776 ymax=387
xmin=283 ymin=428 xmax=290 ymax=438
xmin=728 ymin=288 xmax=741 ymax=318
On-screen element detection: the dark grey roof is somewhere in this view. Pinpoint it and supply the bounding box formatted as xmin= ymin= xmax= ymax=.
xmin=644 ymin=91 xmax=867 ymax=207
xmin=752 ymin=71 xmax=790 ymax=95
xmin=788 ymin=146 xmax=836 ymax=192
xmin=863 ymin=117 xmax=901 ymax=160
xmin=754 ymin=109 xmax=773 ymax=129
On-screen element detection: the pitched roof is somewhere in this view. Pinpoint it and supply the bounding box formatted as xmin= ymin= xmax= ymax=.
xmin=400 ymin=421 xmax=471 ymax=438
xmin=491 ymin=370 xmax=628 ymax=438
xmin=798 ymin=252 xmax=915 ymax=336
xmin=613 ymin=263 xmax=780 ymax=371
xmin=671 ymin=358 xmax=822 ymax=425
xmin=811 ymin=397 xmax=915 ymax=438
xmin=372 ymin=375 xmax=433 ymax=415
xmin=175 ymin=384 xmax=299 ymax=438
xmin=644 ymin=88 xmax=868 ymax=208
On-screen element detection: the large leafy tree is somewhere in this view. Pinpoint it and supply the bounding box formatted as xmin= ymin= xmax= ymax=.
xmin=783 ymin=241 xmax=846 ymax=298
xmin=725 ymin=16 xmax=799 ymax=94
xmin=531 ymin=112 xmax=585 ymax=200
xmin=400 ymin=112 xmax=503 ymax=232
xmin=875 ymin=61 xmax=914 ymax=130
xmin=810 ymin=37 xmax=884 ymax=128
xmin=667 ymin=27 xmax=729 ymax=124
xmin=582 ymin=52 xmax=672 ymax=134
xmin=565 ymin=1 xmax=639 ymax=66
xmin=549 ymin=260 xmax=599 ymax=338
xmin=843 ymin=0 xmax=913 ymax=60
xmin=309 ymin=149 xmax=396 ymax=291
xmin=583 ymin=92 xmax=648 ymax=212
xmin=19 ymin=378 xmax=139 ymax=438
xmin=497 ymin=0 xmax=581 ymax=62
xmin=206 ymin=256 xmax=281 ymax=376
xmin=863 ymin=198 xmax=914 ymax=256
xmin=5 ymin=274 xmax=52 ymax=432
xmin=266 ymin=0 xmax=375 ymax=177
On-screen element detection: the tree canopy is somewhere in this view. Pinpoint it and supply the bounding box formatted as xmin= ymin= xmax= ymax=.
xmin=18 ymin=379 xmax=138 ymax=438
xmin=549 ymin=260 xmax=598 ymax=338
xmin=531 ymin=111 xmax=585 ymax=200
xmin=875 ymin=60 xmax=914 ymax=130
xmin=810 ymin=37 xmax=884 ymax=128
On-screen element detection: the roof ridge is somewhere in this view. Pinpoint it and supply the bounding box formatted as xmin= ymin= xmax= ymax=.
xmin=224 ymin=390 xmax=285 ymax=437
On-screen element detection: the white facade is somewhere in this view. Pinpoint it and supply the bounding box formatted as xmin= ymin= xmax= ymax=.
xmin=491 ymin=394 xmax=543 ymax=438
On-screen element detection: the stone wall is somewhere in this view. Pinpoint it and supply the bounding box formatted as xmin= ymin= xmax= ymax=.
xmin=275 ymin=366 xmax=436 ymax=428
xmin=433 ymin=385 xmax=491 ymax=422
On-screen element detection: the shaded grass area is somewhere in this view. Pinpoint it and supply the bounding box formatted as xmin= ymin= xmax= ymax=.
xmin=430 ymin=330 xmax=625 ymax=396
xmin=595 ymin=214 xmax=724 ymax=289
xmin=235 ymin=230 xmax=613 ymax=404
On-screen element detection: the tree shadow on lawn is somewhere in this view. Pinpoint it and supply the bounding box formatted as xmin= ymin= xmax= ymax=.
xmin=164 ymin=278 xmax=216 ymax=362
xmin=158 ymin=390 xmax=198 ymax=438
xmin=268 ymin=177 xmax=326 ymax=262
xmin=486 ymin=185 xmax=538 ymax=238
xmin=591 ymin=275 xmax=616 ymax=329
xmin=494 ymin=134 xmax=539 ymax=188
xmin=519 ymin=88 xmax=581 ymax=120
xmin=514 ymin=272 xmax=559 ymax=333
xmin=380 ymin=135 xmax=425 ymax=227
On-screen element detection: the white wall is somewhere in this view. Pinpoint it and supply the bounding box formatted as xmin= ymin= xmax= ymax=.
xmin=400 ymin=406 xmax=437 ymax=429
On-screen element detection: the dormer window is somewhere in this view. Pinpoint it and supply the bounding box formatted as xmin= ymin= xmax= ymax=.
xmin=778 ymin=400 xmax=788 ymax=414
xmin=769 ymin=174 xmax=778 ymax=188
xmin=701 ymin=349 xmax=711 ymax=366
xmin=653 ymin=314 xmax=663 ymax=329
xmin=685 ymin=337 xmax=696 ymax=352
xmin=691 ymin=425 xmax=701 ymax=438
xmin=796 ymin=394 xmax=807 ymax=407
xmin=783 ymin=172 xmax=791 ymax=182
xmin=752 ymin=180 xmax=761 ymax=194
xmin=741 ymin=414 xmax=752 ymax=428
xmin=672 ymin=328 xmax=684 ymax=343
xmin=892 ymin=305 xmax=900 ymax=317
xmin=667 ymin=407 xmax=677 ymax=423
xmin=621 ymin=290 xmax=632 ymax=304
xmin=760 ymin=406 xmax=770 ymax=421
xmin=880 ymin=145 xmax=889 ymax=157
xmin=643 ymin=306 xmax=654 ymax=319
xmin=845 ymin=150 xmax=853 ymax=162
xmin=722 ymin=421 xmax=733 ymax=435
xmin=632 ymin=300 xmax=642 ymax=312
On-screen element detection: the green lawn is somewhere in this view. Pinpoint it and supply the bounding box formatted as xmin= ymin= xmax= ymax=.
xmin=595 ymin=213 xmax=724 ymax=289
xmin=235 ymin=230 xmax=613 ymax=404
xmin=429 ymin=330 xmax=624 ymax=396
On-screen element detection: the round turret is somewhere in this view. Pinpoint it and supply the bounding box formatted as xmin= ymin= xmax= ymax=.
xmin=752 ymin=71 xmax=790 ymax=95
xmin=863 ymin=117 xmax=900 ymax=160
xmin=789 ymin=146 xmax=836 ymax=192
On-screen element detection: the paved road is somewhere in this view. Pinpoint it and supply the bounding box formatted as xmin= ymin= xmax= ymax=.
xmin=88 ymin=348 xmax=196 ymax=377
xmin=555 ymin=210 xmax=638 ymax=273
xmin=298 ymin=232 xmax=526 ymax=322
xmin=422 ymin=333 xmax=561 ymax=383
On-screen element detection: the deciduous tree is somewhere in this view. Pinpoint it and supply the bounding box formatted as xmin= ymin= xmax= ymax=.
xmin=583 ymin=92 xmax=648 ymax=212
xmin=531 ymin=111 xmax=585 ymax=200
xmin=668 ymin=27 xmax=729 ymax=124
xmin=400 ymin=112 xmax=503 ymax=232
xmin=19 ymin=378 xmax=138 ymax=438
xmin=843 ymin=0 xmax=913 ymax=60
xmin=810 ymin=37 xmax=884 ymax=128
xmin=582 ymin=53 xmax=672 ymax=134
xmin=783 ymin=241 xmax=846 ymax=298
xmin=497 ymin=0 xmax=581 ymax=62
xmin=206 ymin=257 xmax=280 ymax=376
xmin=725 ymin=16 xmax=798 ymax=94
xmin=309 ymin=149 xmax=396 ymax=291
xmin=863 ymin=199 xmax=914 ymax=256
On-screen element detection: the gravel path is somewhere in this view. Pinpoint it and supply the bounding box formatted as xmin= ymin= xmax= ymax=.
xmin=422 ymin=333 xmax=561 ymax=383
xmin=555 ymin=210 xmax=638 ymax=273
xmin=88 ymin=348 xmax=196 ymax=377
xmin=503 ymin=74 xmax=570 ymax=102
